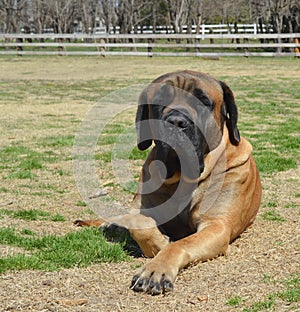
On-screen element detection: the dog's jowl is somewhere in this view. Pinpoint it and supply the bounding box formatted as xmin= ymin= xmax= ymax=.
xmin=74 ymin=70 xmax=262 ymax=295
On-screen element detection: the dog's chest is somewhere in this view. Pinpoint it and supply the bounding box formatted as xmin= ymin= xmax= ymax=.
xmin=190 ymin=176 xmax=224 ymax=214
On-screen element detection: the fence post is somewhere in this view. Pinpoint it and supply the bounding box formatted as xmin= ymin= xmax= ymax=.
xmin=195 ymin=37 xmax=200 ymax=53
xmin=57 ymin=38 xmax=64 ymax=56
xmin=201 ymin=24 xmax=205 ymax=40
xmin=294 ymin=37 xmax=300 ymax=58
xmin=100 ymin=38 xmax=106 ymax=57
xmin=148 ymin=38 xmax=153 ymax=57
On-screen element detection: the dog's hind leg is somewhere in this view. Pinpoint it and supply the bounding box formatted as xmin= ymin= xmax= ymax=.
xmin=73 ymin=219 xmax=105 ymax=227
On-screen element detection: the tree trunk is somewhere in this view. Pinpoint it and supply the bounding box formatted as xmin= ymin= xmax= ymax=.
xmin=152 ymin=1 xmax=157 ymax=34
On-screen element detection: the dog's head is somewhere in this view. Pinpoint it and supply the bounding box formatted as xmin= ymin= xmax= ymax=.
xmin=136 ymin=70 xmax=240 ymax=181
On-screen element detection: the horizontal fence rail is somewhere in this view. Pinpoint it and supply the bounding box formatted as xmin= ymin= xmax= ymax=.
xmin=1 ymin=33 xmax=300 ymax=40
xmin=0 ymin=33 xmax=299 ymax=57
xmin=28 ymin=23 xmax=270 ymax=36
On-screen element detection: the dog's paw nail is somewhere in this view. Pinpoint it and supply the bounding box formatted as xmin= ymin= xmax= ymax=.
xmin=130 ymin=275 xmax=139 ymax=288
xmin=162 ymin=280 xmax=173 ymax=293
xmin=133 ymin=278 xmax=149 ymax=292
xmin=148 ymin=281 xmax=162 ymax=295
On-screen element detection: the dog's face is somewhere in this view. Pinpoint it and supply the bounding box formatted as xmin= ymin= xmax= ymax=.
xmin=136 ymin=71 xmax=240 ymax=181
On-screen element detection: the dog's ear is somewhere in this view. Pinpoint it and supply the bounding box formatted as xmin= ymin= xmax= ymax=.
xmin=220 ymin=81 xmax=240 ymax=145
xmin=136 ymin=88 xmax=152 ymax=150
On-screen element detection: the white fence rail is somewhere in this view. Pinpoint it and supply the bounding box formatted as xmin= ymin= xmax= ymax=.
xmin=97 ymin=23 xmax=270 ymax=35
xmin=44 ymin=23 xmax=268 ymax=35
xmin=1 ymin=32 xmax=299 ymax=57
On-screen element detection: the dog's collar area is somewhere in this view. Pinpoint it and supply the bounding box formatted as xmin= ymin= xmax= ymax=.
xmin=158 ymin=169 xmax=202 ymax=185
xmin=155 ymin=128 xmax=230 ymax=185
xmin=160 ymin=171 xmax=181 ymax=184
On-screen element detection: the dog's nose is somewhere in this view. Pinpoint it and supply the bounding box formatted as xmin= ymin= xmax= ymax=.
xmin=166 ymin=115 xmax=188 ymax=128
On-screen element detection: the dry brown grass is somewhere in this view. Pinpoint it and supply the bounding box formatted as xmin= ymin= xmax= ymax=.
xmin=0 ymin=56 xmax=299 ymax=311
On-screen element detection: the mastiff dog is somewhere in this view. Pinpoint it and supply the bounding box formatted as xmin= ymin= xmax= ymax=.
xmin=74 ymin=70 xmax=262 ymax=295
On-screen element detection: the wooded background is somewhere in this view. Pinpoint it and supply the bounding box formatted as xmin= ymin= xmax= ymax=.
xmin=0 ymin=0 xmax=299 ymax=35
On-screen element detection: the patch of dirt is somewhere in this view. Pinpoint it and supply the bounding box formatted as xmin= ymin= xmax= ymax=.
xmin=0 ymin=168 xmax=299 ymax=312
xmin=0 ymin=245 xmax=31 ymax=258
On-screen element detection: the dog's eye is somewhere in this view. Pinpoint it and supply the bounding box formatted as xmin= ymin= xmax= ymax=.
xmin=193 ymin=88 xmax=214 ymax=109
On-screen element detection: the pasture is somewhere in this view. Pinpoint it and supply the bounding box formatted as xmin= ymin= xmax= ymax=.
xmin=0 ymin=56 xmax=299 ymax=311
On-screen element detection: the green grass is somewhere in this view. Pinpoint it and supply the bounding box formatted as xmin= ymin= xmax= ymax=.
xmin=240 ymin=273 xmax=300 ymax=311
xmin=129 ymin=146 xmax=149 ymax=160
xmin=0 ymin=227 xmax=130 ymax=274
xmin=51 ymin=214 xmax=66 ymax=222
xmin=0 ymin=209 xmax=65 ymax=222
xmin=226 ymin=296 xmax=244 ymax=306
xmin=227 ymin=274 xmax=300 ymax=311
xmin=95 ymin=151 xmax=112 ymax=163
xmin=0 ymin=145 xmax=58 ymax=179
xmin=265 ymin=202 xmax=278 ymax=208
xmin=262 ymin=211 xmax=286 ymax=222
xmin=277 ymin=274 xmax=300 ymax=303
xmin=0 ymin=146 xmax=56 ymax=163
xmin=75 ymin=200 xmax=87 ymax=207
xmin=39 ymin=135 xmax=74 ymax=147
xmin=243 ymin=295 xmax=275 ymax=312
xmin=242 ymin=117 xmax=299 ymax=174
xmin=98 ymin=134 xmax=118 ymax=146
xmin=284 ymin=203 xmax=299 ymax=209
xmin=19 ymin=158 xmax=44 ymax=170
xmin=12 ymin=209 xmax=50 ymax=221
xmin=230 ymin=75 xmax=300 ymax=175
xmin=226 ymin=275 xmax=300 ymax=311
xmin=7 ymin=170 xmax=37 ymax=179
xmin=20 ymin=229 xmax=37 ymax=236
xmin=254 ymin=153 xmax=297 ymax=174
xmin=261 ymin=274 xmax=276 ymax=284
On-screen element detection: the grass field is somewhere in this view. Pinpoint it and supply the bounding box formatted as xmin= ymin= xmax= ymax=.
xmin=0 ymin=56 xmax=299 ymax=311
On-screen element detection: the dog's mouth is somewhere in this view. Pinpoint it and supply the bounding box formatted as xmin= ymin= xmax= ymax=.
xmin=155 ymin=141 xmax=204 ymax=184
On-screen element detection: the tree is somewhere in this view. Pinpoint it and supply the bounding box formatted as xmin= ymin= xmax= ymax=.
xmin=79 ymin=0 xmax=99 ymax=33
xmin=166 ymin=0 xmax=186 ymax=33
xmin=100 ymin=0 xmax=117 ymax=33
xmin=29 ymin=0 xmax=51 ymax=33
xmin=0 ymin=0 xmax=28 ymax=33
xmin=0 ymin=0 xmax=298 ymax=34
xmin=46 ymin=0 xmax=76 ymax=33
xmin=250 ymin=0 xmax=300 ymax=33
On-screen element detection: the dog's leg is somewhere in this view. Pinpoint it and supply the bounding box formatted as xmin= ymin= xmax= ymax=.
xmin=105 ymin=214 xmax=170 ymax=257
xmin=131 ymin=218 xmax=230 ymax=295
xmin=73 ymin=219 xmax=106 ymax=227
xmin=74 ymin=214 xmax=169 ymax=257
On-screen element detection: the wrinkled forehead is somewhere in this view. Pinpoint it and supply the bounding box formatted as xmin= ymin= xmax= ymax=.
xmin=149 ymin=75 xmax=224 ymax=110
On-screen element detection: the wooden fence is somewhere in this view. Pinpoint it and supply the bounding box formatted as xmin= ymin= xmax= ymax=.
xmin=0 ymin=33 xmax=299 ymax=57
xmin=34 ymin=23 xmax=268 ymax=36
xmin=93 ymin=23 xmax=268 ymax=35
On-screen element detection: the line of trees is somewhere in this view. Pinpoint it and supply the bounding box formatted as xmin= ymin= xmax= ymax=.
xmin=0 ymin=0 xmax=299 ymax=34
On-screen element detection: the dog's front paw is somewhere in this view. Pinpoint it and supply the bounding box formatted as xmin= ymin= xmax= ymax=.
xmin=99 ymin=222 xmax=141 ymax=256
xmin=98 ymin=221 xmax=126 ymax=238
xmin=130 ymin=260 xmax=176 ymax=295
